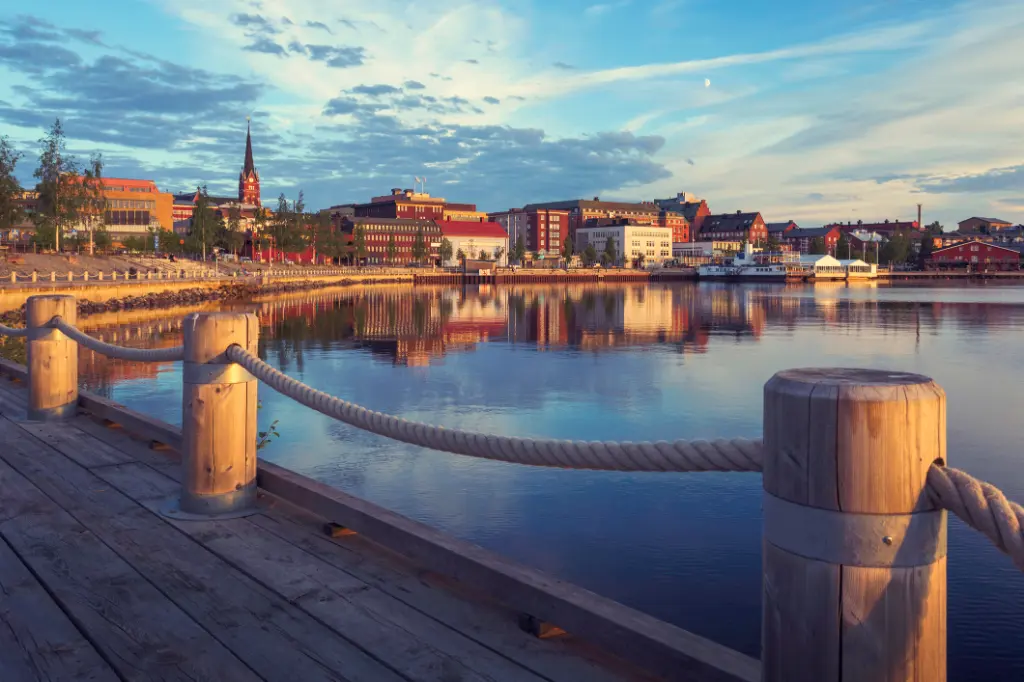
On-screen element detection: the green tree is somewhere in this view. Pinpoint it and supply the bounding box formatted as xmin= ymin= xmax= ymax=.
xmin=33 ymin=118 xmax=86 ymax=251
xmin=80 ymin=154 xmax=105 ymax=255
xmin=93 ymin=226 xmax=112 ymax=252
xmin=561 ymin=236 xmax=574 ymax=262
xmin=456 ymin=247 xmax=465 ymax=261
xmin=387 ymin=233 xmax=398 ymax=264
xmin=0 ymin=136 xmax=25 ymax=236
xmin=123 ymin=235 xmax=146 ymax=252
xmin=582 ymin=243 xmax=598 ymax=266
xmin=493 ymin=245 xmax=505 ymax=263
xmin=253 ymin=207 xmax=270 ymax=261
xmin=512 ymin=234 xmax=526 ymax=264
xmin=438 ymin=237 xmax=453 ymax=264
xmin=765 ymin=235 xmax=781 ymax=253
xmin=603 ymin=236 xmax=617 ymax=265
xmin=835 ymin=233 xmax=851 ymax=259
xmin=918 ymin=235 xmax=935 ymax=270
xmin=881 ymin=231 xmax=912 ymax=265
xmin=412 ymin=227 xmax=427 ymax=263
xmin=190 ymin=186 xmax=216 ymax=261
xmin=925 ymin=221 xmax=944 ymax=235
xmin=633 ymin=251 xmax=646 ymax=269
xmin=479 ymin=249 xmax=488 ymax=260
xmin=352 ymin=226 xmax=367 ymax=264
xmin=157 ymin=228 xmax=181 ymax=255
xmin=808 ymin=237 xmax=826 ymax=255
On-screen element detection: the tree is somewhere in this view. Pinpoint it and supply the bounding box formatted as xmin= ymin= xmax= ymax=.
xmin=456 ymin=247 xmax=465 ymax=261
xmin=0 ymin=136 xmax=25 ymax=236
xmin=80 ymin=154 xmax=105 ymax=255
xmin=438 ymin=237 xmax=453 ymax=264
xmin=123 ymin=235 xmax=147 ymax=252
xmin=835 ymin=233 xmax=851 ymax=259
xmin=33 ymin=118 xmax=85 ymax=251
xmin=918 ymin=235 xmax=935 ymax=270
xmin=603 ymin=236 xmax=617 ymax=265
xmin=512 ymin=234 xmax=526 ymax=264
xmin=493 ymin=245 xmax=504 ymax=263
xmin=880 ymin=231 xmax=912 ymax=265
xmin=808 ymin=237 xmax=826 ymax=255
xmin=925 ymin=221 xmax=944 ymax=236
xmin=765 ymin=236 xmax=781 ymax=253
xmin=190 ymin=186 xmax=215 ymax=261
xmin=478 ymin=249 xmax=488 ymax=260
xmin=157 ymin=228 xmax=181 ymax=255
xmin=253 ymin=207 xmax=270 ymax=261
xmin=582 ymin=243 xmax=598 ymax=266
xmin=411 ymin=227 xmax=427 ymax=263
xmin=386 ymin=233 xmax=398 ymax=264
xmin=561 ymin=236 xmax=574 ymax=262
xmin=353 ymin=226 xmax=367 ymax=264
xmin=93 ymin=226 xmax=111 ymax=253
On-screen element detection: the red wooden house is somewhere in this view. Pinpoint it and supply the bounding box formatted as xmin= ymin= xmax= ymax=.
xmin=926 ymin=240 xmax=1020 ymax=271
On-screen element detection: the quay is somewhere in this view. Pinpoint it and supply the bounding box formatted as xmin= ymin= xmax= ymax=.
xmin=2 ymin=294 xmax=1024 ymax=681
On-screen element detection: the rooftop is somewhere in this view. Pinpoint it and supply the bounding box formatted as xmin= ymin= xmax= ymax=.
xmin=523 ymin=199 xmax=663 ymax=214
xmin=437 ymin=220 xmax=508 ymax=238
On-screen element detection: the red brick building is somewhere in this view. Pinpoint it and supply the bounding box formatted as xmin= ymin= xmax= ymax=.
xmin=765 ymin=221 xmax=798 ymax=242
xmin=700 ymin=211 xmax=768 ymax=243
xmin=488 ymin=207 xmax=568 ymax=256
xmin=784 ymin=226 xmax=841 ymax=254
xmin=519 ymin=198 xmax=684 ymax=243
xmin=340 ymin=216 xmax=442 ymax=265
xmin=655 ymin=193 xmax=710 ymax=238
xmin=926 ymin=240 xmax=1020 ymax=271
xmin=350 ymin=189 xmax=462 ymax=221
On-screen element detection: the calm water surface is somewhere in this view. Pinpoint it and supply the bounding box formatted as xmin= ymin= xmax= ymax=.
xmin=77 ymin=281 xmax=1024 ymax=680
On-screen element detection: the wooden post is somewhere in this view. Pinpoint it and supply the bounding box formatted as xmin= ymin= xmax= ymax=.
xmin=26 ymin=295 xmax=78 ymax=421
xmin=762 ymin=368 xmax=947 ymax=682
xmin=169 ymin=312 xmax=259 ymax=519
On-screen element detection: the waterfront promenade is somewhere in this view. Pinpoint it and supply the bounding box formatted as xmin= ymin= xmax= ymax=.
xmin=0 ymin=372 xmax=685 ymax=682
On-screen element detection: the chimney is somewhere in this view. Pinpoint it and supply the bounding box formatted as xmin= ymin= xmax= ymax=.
xmin=593 ymin=196 xmax=599 ymax=201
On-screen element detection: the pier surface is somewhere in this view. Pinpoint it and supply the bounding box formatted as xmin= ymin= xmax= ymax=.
xmin=0 ymin=377 xmax=663 ymax=682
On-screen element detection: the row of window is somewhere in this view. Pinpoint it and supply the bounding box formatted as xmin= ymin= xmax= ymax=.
xmin=108 ymin=199 xmax=155 ymax=210
xmin=104 ymin=210 xmax=152 ymax=226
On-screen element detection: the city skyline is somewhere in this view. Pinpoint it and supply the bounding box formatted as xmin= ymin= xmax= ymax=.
xmin=0 ymin=0 xmax=1021 ymax=228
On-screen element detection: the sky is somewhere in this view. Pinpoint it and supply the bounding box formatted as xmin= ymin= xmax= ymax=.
xmin=0 ymin=0 xmax=1021 ymax=228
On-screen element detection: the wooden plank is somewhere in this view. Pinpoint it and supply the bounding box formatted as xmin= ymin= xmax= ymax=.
xmin=0 ymin=452 xmax=258 ymax=682
xmin=76 ymin=411 xmax=650 ymax=682
xmin=0 ymin=418 xmax=406 ymax=682
xmin=760 ymin=540 xmax=839 ymax=682
xmin=0 ymin=357 xmax=28 ymax=381
xmin=76 ymin=391 xmax=182 ymax=449
xmin=0 ymin=538 xmax=120 ymax=682
xmin=96 ymin=461 xmax=555 ymax=682
xmin=258 ymin=461 xmax=759 ymax=682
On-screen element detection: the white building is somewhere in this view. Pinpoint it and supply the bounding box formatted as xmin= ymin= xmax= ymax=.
xmin=672 ymin=240 xmax=742 ymax=264
xmin=576 ymin=225 xmax=673 ymax=266
xmin=799 ymin=253 xmax=845 ymax=279
xmin=839 ymin=259 xmax=878 ymax=279
xmin=439 ymin=221 xmax=509 ymax=266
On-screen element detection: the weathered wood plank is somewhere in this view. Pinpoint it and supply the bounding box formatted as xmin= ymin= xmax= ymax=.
xmin=258 ymin=461 xmax=759 ymax=682
xmin=0 ymin=538 xmax=120 ymax=682
xmin=76 ymin=391 xmax=183 ymax=449
xmin=74 ymin=400 xmax=675 ymax=682
xmin=97 ymin=461 xmax=554 ymax=682
xmin=0 ymin=418 xmax=405 ymax=682
xmin=0 ymin=450 xmax=259 ymax=682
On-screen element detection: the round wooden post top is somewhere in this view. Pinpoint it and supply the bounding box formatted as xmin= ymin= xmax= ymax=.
xmin=26 ymin=294 xmax=77 ymax=327
xmin=764 ymin=367 xmax=946 ymax=515
xmin=182 ymin=312 xmax=258 ymax=364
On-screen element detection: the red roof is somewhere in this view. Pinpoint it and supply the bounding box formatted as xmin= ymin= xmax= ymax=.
xmin=436 ymin=220 xmax=508 ymax=238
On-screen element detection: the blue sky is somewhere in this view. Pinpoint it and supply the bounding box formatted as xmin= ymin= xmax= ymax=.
xmin=0 ymin=0 xmax=1021 ymax=228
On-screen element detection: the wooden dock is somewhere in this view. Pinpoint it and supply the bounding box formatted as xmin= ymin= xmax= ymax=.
xmin=0 ymin=372 xmax=752 ymax=682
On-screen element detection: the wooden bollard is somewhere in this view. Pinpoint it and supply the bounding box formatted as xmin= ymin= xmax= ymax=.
xmin=168 ymin=312 xmax=259 ymax=519
xmin=762 ymin=368 xmax=946 ymax=682
xmin=26 ymin=295 xmax=78 ymax=421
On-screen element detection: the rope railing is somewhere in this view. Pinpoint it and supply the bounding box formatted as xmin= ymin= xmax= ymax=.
xmin=927 ymin=465 xmax=1024 ymax=571
xmin=48 ymin=316 xmax=184 ymax=362
xmin=0 ymin=323 xmax=27 ymax=337
xmin=226 ymin=344 xmax=763 ymax=473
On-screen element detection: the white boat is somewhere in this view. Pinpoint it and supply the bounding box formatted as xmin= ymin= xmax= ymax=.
xmin=698 ymin=244 xmax=802 ymax=281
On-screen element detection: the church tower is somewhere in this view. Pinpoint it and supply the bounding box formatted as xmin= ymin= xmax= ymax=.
xmin=238 ymin=119 xmax=261 ymax=206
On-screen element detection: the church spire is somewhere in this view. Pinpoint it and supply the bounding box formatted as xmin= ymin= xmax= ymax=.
xmin=243 ymin=118 xmax=255 ymax=176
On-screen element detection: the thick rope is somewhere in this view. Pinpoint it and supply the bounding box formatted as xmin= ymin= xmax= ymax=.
xmin=49 ymin=317 xmax=184 ymax=362
xmin=927 ymin=465 xmax=1024 ymax=571
xmin=0 ymin=324 xmax=27 ymax=338
xmin=227 ymin=344 xmax=763 ymax=472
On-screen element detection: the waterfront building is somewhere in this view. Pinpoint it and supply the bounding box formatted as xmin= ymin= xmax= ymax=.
xmin=837 ymin=259 xmax=878 ymax=278
xmin=828 ymin=220 xmax=920 ymax=236
xmin=575 ymin=224 xmax=673 ymax=265
xmin=926 ymin=240 xmax=1020 ymax=271
xmin=339 ymin=216 xmax=441 ymax=265
xmin=655 ymin=192 xmax=711 ymax=236
xmin=699 ymin=211 xmax=768 ymax=244
xmin=348 ymin=188 xmax=473 ymax=221
xmin=798 ymin=253 xmax=846 ymax=279
xmin=89 ymin=178 xmax=174 ymax=240
xmin=672 ymin=240 xmax=741 ymax=265
xmin=438 ymin=220 xmax=509 ymax=266
xmin=784 ymin=226 xmax=841 ymax=254
xmin=957 ymin=217 xmax=1013 ymax=234
xmin=487 ymin=207 xmax=567 ymax=256
xmin=765 ymin=221 xmax=798 ymax=241
xmin=520 ymin=198 xmax=686 ymax=243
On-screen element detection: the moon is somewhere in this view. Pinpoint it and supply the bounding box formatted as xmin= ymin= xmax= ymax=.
xmin=704 ymin=78 xmax=711 ymax=88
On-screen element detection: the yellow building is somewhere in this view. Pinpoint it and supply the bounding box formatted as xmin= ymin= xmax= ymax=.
xmin=96 ymin=178 xmax=174 ymax=237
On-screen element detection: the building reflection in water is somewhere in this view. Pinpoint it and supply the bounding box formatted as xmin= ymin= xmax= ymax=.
xmin=74 ymin=281 xmax=1024 ymax=392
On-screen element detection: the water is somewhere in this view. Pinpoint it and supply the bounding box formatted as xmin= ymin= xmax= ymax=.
xmin=76 ymin=281 xmax=1024 ymax=679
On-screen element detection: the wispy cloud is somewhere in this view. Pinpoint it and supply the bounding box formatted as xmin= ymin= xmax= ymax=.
xmin=584 ymin=0 xmax=632 ymax=17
